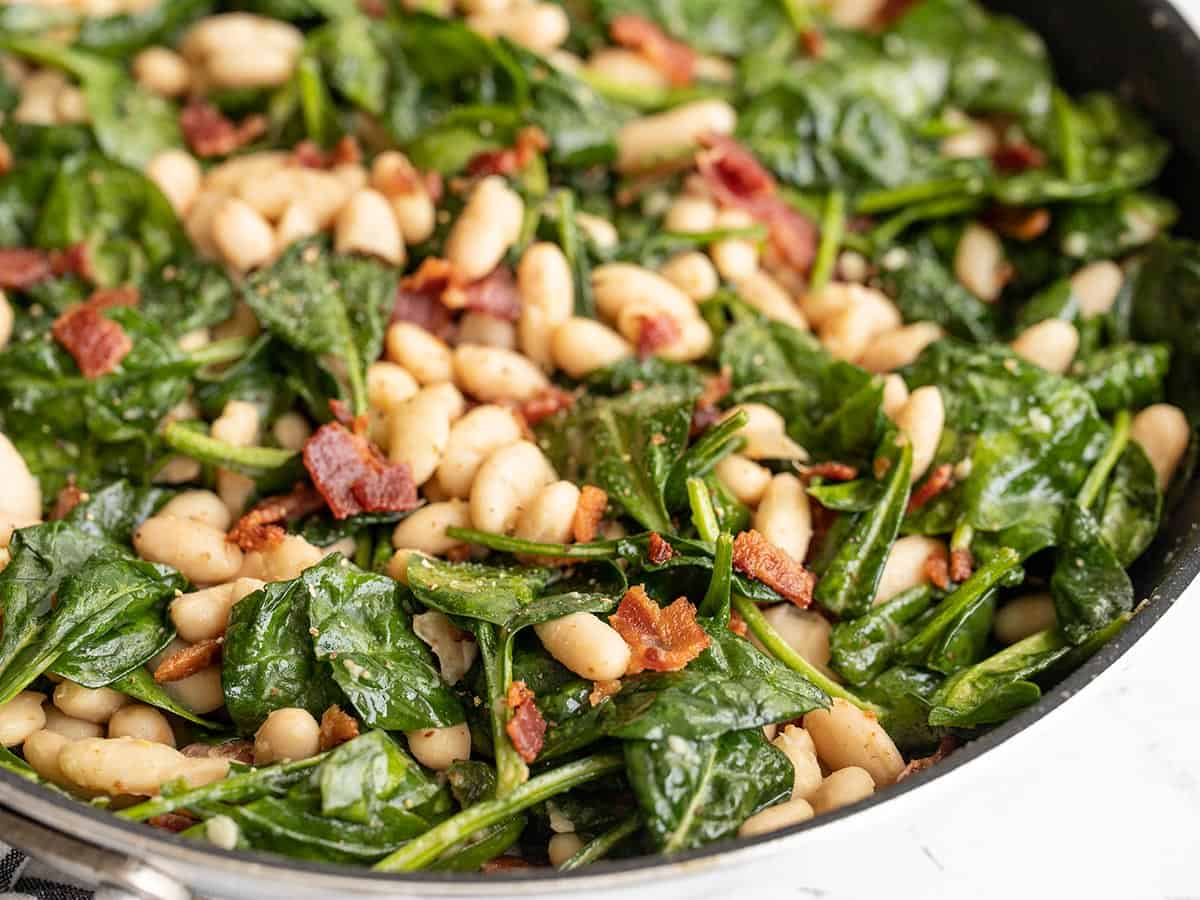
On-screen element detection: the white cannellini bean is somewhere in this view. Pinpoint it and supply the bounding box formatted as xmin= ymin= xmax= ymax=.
xmin=163 ymin=664 xmax=225 ymax=715
xmin=392 ymin=500 xmax=472 ymax=556
xmin=772 ymin=724 xmax=823 ymax=799
xmin=445 ymin=176 xmax=524 ymax=282
xmin=468 ymin=2 xmax=569 ymax=53
xmin=548 ymin=832 xmax=586 ymax=866
xmin=534 ymin=612 xmax=631 ymax=681
xmin=132 ymin=46 xmax=190 ymax=97
xmin=710 ymin=209 xmax=759 ymax=282
xmin=1010 ymin=319 xmax=1080 ymax=374
xmin=739 ymin=797 xmax=815 ymax=836
xmin=954 ymin=223 xmax=1009 ymax=302
xmin=804 ymin=699 xmax=904 ymax=786
xmin=386 ymin=322 xmax=454 ymax=384
xmin=551 ymin=318 xmax=633 ymax=378
xmin=437 ymin=406 xmax=524 ymax=499
xmin=518 ymin=242 xmax=574 ymax=370
xmin=1131 ymin=403 xmax=1190 ymax=489
xmin=663 ymin=195 xmax=718 ymax=234
xmin=754 ymin=474 xmax=813 ymax=563
xmin=171 ymin=578 xmax=262 ymax=642
xmin=160 ymin=490 xmax=232 ymax=531
xmin=388 ymin=383 xmax=465 ymax=485
xmin=940 ymin=113 xmax=999 ymax=160
xmin=515 ymin=481 xmax=581 ymax=545
xmin=661 ymin=251 xmax=720 ymax=302
xmin=212 ymin=197 xmax=276 ymax=273
xmin=42 ymin=707 xmax=104 ymax=740
xmin=809 ymin=766 xmax=875 ymax=815
xmin=405 ymin=723 xmax=471 ymax=770
xmin=52 ymin=682 xmax=129 ymax=725
xmin=586 ymin=48 xmax=669 ymax=90
xmin=827 ymin=0 xmax=888 ymax=28
xmin=874 ymin=535 xmax=946 ymax=605
xmin=370 ymin=152 xmax=436 ymax=244
xmin=616 ymin=99 xmax=737 ymax=172
xmin=858 ymin=322 xmax=944 ymax=373
xmin=994 ymin=593 xmax=1058 ymax=644
xmin=273 ymin=412 xmax=312 ymax=451
xmin=0 ymin=291 xmax=13 ymax=351
xmin=59 ymin=737 xmax=229 ymax=796
xmin=0 ymin=691 xmax=46 ymax=747
xmin=146 ymin=149 xmax=202 ymax=217
xmin=108 ymin=704 xmax=175 ymax=746
xmin=457 ymin=312 xmax=516 ymax=350
xmin=470 ymin=441 xmax=557 ymax=534
xmin=413 ymin=610 xmax=478 ymax=685
xmin=819 ymin=289 xmax=902 ymax=363
xmin=21 ymin=729 xmax=73 ymax=787
xmin=134 ymin=516 xmax=244 ymax=584
xmin=368 ymin=361 xmax=420 ymax=414
xmin=726 ymin=404 xmax=808 ymax=461
xmin=714 ymin=454 xmax=772 ymax=508
xmin=893 ymin=386 xmax=944 ymax=483
xmin=759 ymin=606 xmax=832 ymax=677
xmin=212 ymin=399 xmax=259 ymax=447
xmin=238 ymin=534 xmax=325 ymax=583
xmin=802 ymin=282 xmax=887 ymax=330
xmin=454 ymin=344 xmax=550 ymax=403
xmin=733 ymin=271 xmax=808 ymax=329
xmin=1070 ymin=260 xmax=1124 ymax=318
xmin=335 ymin=188 xmax=406 ymax=265
xmin=0 ymin=432 xmax=42 ymax=544
xmin=593 ymin=263 xmax=696 ymax=323
xmin=575 ymin=213 xmax=619 ymax=250
xmin=254 ymin=708 xmax=321 ymax=764
xmin=882 ymin=374 xmax=910 ymax=420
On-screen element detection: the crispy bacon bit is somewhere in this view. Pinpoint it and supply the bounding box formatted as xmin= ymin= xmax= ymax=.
xmin=804 ymin=462 xmax=859 ymax=483
xmin=572 ymin=485 xmax=609 ymax=544
xmin=292 ymin=139 xmax=327 ymax=169
xmin=148 ymin=813 xmax=197 ymax=833
xmin=731 ymin=529 xmax=816 ymax=608
xmin=520 ymin=386 xmax=575 ymax=427
xmin=907 ymin=463 xmax=954 ymax=513
xmin=985 ymin=205 xmax=1052 ymax=242
xmin=424 ymin=170 xmax=444 ymax=204
xmin=303 ymin=423 xmax=420 ymax=520
xmin=50 ymin=242 xmax=95 ymax=282
xmin=728 ymin=608 xmax=748 ymax=637
xmin=950 ymin=547 xmax=974 ymax=583
xmin=697 ymin=134 xmax=818 ymax=273
xmin=181 ymin=740 xmax=255 ymax=764
xmin=180 ymin=102 xmax=267 ymax=158
xmin=49 ymin=480 xmax=86 ymax=521
xmin=481 ymin=857 xmax=537 ymax=873
xmin=0 ymin=138 xmax=11 ymax=177
xmin=897 ymin=736 xmax=959 ymax=782
xmin=154 ymin=638 xmax=222 ymax=684
xmin=690 ymin=371 xmax=729 ymax=436
xmin=293 ymin=136 xmax=362 ymax=169
xmin=588 ymin=679 xmax=622 ymax=707
xmin=875 ymin=0 xmax=919 ymax=28
xmin=319 ymin=705 xmax=360 ymax=751
xmin=800 ymin=28 xmax=826 ymax=57
xmin=646 ymin=532 xmax=676 ymax=565
xmin=504 ymin=680 xmax=546 ymax=764
xmin=0 ymin=248 xmax=53 ymax=290
xmin=52 ymin=297 xmax=134 ymax=379
xmin=448 ymin=265 xmax=521 ymax=322
xmin=924 ymin=546 xmax=950 ymax=591
xmin=466 ymin=126 xmax=550 ymax=178
xmin=327 ymin=398 xmax=368 ymax=436
xmin=609 ymin=585 xmax=710 ymax=675
xmin=635 ymin=313 xmax=682 ymax=357
xmin=86 ymin=285 xmax=140 ymax=312
xmin=393 ymin=257 xmax=458 ymax=339
xmin=227 ymin=484 xmax=326 ymax=552
xmin=992 ymin=140 xmax=1046 ymax=174
xmin=610 ymin=14 xmax=697 ymax=87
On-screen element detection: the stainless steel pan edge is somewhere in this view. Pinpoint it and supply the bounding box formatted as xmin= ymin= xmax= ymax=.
xmin=5 ymin=1 xmax=1200 ymax=896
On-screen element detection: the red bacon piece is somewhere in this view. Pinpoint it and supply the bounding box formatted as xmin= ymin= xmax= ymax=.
xmin=731 ymin=529 xmax=816 ymax=608
xmin=646 ymin=532 xmax=675 ymax=565
xmin=635 ymin=313 xmax=682 ymax=357
xmin=393 ymin=257 xmax=458 ymax=339
xmin=466 ymin=126 xmax=549 ymax=178
xmin=609 ymin=14 xmax=698 ymax=87
xmin=519 ymin=386 xmax=575 ymax=427
xmin=154 ymin=638 xmax=222 ymax=683
xmin=907 ymin=463 xmax=954 ymax=513
xmin=805 ymin=462 xmax=859 ymax=483
xmin=451 ymin=265 xmax=521 ymax=322
xmin=293 ymin=136 xmax=362 ymax=169
xmin=697 ymin=134 xmax=818 ymax=273
xmin=49 ymin=479 xmax=86 ymax=521
xmin=227 ymin=484 xmax=327 ymax=552
xmin=148 ymin=813 xmax=197 ymax=833
xmin=609 ymin=585 xmax=710 ymax=675
xmin=588 ymin=678 xmax=622 ymax=707
xmin=181 ymin=740 xmax=254 ymax=764
xmin=897 ymin=736 xmax=959 ymax=782
xmin=50 ymin=242 xmax=95 ymax=282
xmin=302 ymin=423 xmax=420 ymax=520
xmin=924 ymin=546 xmax=950 ymax=591
xmin=319 ymin=705 xmax=360 ymax=751
xmin=180 ymin=102 xmax=267 ymax=158
xmin=992 ymin=141 xmax=1046 ymax=174
xmin=728 ymin=608 xmax=749 ymax=637
xmin=950 ymin=547 xmax=974 ymax=583
xmin=0 ymin=248 xmax=53 ymax=290
xmin=985 ymin=205 xmax=1052 ymax=242
xmin=572 ymin=485 xmax=609 ymax=544
xmin=504 ymin=681 xmax=546 ymax=764
xmin=52 ymin=287 xmax=139 ymax=378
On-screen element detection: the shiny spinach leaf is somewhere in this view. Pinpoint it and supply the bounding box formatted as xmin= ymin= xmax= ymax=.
xmin=74 ymin=0 xmax=209 ymax=56
xmin=138 ymin=258 xmax=238 ymax=338
xmin=830 ymin=585 xmax=937 ymax=686
xmin=1071 ymin=343 xmax=1169 ymax=414
xmin=1050 ymin=503 xmax=1133 ymax=645
xmin=63 ymin=480 xmax=171 ymax=543
xmin=590 ymin=0 xmax=785 ymax=56
xmin=858 ymin=665 xmax=944 ymax=753
xmin=316 ymin=730 xmax=444 ymax=824
xmin=407 ymin=554 xmax=560 ymax=626
xmin=1094 ymin=442 xmax=1161 ymax=567
xmin=874 ymin=243 xmax=997 ymax=343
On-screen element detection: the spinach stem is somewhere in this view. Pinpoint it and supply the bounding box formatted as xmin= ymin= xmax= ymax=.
xmin=559 ymin=814 xmax=641 ymax=870
xmin=687 ymin=478 xmax=720 ymax=544
xmin=778 ymin=0 xmax=812 ymax=32
xmin=372 ymin=753 xmax=624 ymax=871
xmin=950 ymin=520 xmax=974 ymax=553
xmin=731 ymin=594 xmax=879 ymax=713
xmin=699 ymin=532 xmax=734 ymax=621
xmin=117 ymin=755 xmax=327 ymax=822
xmin=444 ymin=527 xmax=620 ymax=559
xmin=1077 ymin=410 xmax=1132 ymax=510
xmin=186 ymin=336 xmax=255 ymax=368
xmin=1053 ymin=89 xmax=1086 ymax=183
xmin=855 ymin=177 xmax=979 ymax=216
xmin=808 ymin=190 xmax=845 ymax=295
xmin=162 ymin=422 xmax=297 ymax=476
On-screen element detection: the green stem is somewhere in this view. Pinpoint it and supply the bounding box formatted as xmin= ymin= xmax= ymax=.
xmin=186 ymin=336 xmax=255 ymax=368
xmin=372 ymin=753 xmax=625 ymax=872
xmin=559 ymin=814 xmax=641 ymax=871
xmin=855 ymin=177 xmax=980 ymax=216
xmin=477 ymin=624 xmax=527 ymax=798
xmin=118 ymin=755 xmax=326 ymax=822
xmin=1077 ymin=410 xmax=1131 ymax=510
xmin=699 ymin=532 xmax=733 ymax=621
xmin=808 ymin=190 xmax=845 ymax=295
xmin=687 ymin=477 xmax=720 ymax=544
xmin=162 ymin=422 xmax=297 ymax=477
xmin=1053 ymin=89 xmax=1086 ymax=183
xmin=731 ymin=594 xmax=879 ymax=713
xmin=444 ymin=527 xmax=621 ymax=559
xmin=779 ymin=0 xmax=813 ymax=31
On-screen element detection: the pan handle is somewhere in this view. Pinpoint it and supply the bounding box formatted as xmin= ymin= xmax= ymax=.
xmin=0 ymin=805 xmax=191 ymax=900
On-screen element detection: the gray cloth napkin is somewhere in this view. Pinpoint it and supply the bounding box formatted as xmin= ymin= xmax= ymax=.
xmin=0 ymin=845 xmax=91 ymax=900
